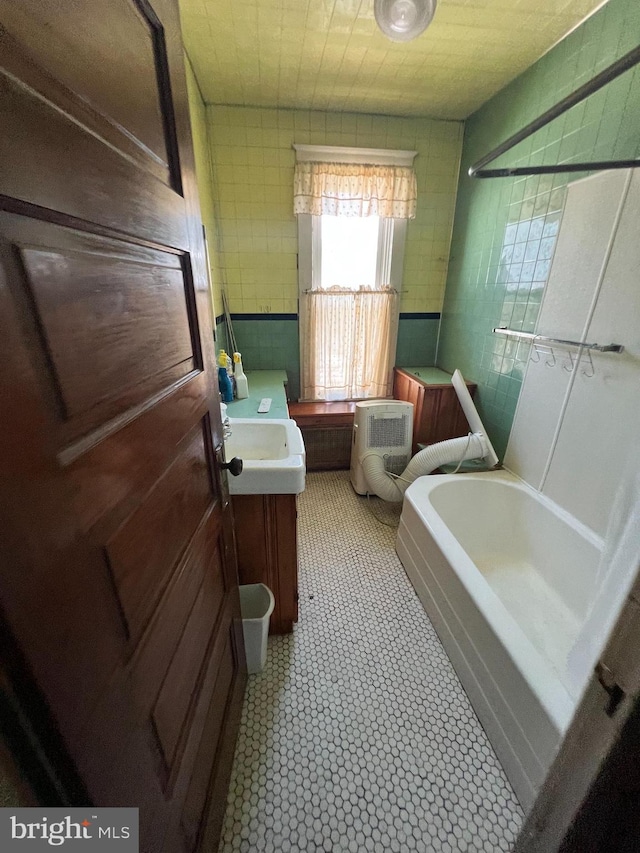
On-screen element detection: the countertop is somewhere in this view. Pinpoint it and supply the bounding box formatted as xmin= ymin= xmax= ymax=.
xmin=396 ymin=366 xmax=456 ymax=385
xmin=396 ymin=367 xmax=476 ymax=386
xmin=225 ymin=370 xmax=290 ymax=419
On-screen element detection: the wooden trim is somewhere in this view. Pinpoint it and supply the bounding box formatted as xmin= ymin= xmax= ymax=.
xmin=293 ymin=144 xmax=417 ymax=166
xmin=132 ymin=0 xmax=183 ymax=194
xmin=289 ymin=401 xmax=356 ymax=429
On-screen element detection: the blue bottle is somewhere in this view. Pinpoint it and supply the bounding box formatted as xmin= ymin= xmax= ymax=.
xmin=218 ymin=351 xmax=233 ymax=402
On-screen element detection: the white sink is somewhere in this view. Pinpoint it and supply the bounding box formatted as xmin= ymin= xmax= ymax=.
xmin=224 ymin=418 xmax=306 ymax=495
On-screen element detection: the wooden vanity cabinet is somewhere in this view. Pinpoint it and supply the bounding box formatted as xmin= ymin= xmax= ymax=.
xmin=232 ymin=493 xmax=298 ymax=634
xmin=393 ymin=367 xmax=477 ymax=455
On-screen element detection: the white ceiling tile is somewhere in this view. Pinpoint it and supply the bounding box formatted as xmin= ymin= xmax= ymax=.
xmin=181 ymin=0 xmax=609 ymax=118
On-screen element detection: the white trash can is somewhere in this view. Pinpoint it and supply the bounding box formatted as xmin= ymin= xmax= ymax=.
xmin=239 ymin=584 xmax=275 ymax=674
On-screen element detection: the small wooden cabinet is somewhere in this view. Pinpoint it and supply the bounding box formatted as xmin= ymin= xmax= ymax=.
xmin=231 ymin=493 xmax=298 ymax=634
xmin=393 ymin=367 xmax=477 ymax=455
xmin=289 ymin=401 xmax=356 ymax=471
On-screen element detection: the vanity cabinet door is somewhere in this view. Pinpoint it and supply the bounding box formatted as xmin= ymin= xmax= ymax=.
xmin=232 ymin=493 xmax=299 ymax=634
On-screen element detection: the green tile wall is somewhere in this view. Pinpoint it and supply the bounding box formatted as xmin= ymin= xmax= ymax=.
xmin=438 ymin=0 xmax=640 ymax=459
xmin=221 ymin=313 xmax=438 ymax=402
xmin=231 ymin=318 xmax=300 ymax=401
xmin=396 ymin=317 xmax=440 ymax=367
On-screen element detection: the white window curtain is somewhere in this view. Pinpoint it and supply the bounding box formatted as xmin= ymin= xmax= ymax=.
xmin=296 ymin=152 xmax=415 ymax=402
xmin=302 ymin=287 xmax=399 ymax=400
xmin=294 ymin=161 xmax=417 ymax=219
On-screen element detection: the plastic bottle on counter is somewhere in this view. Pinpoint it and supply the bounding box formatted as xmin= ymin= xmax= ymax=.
xmin=233 ymin=352 xmax=249 ymax=399
xmin=225 ymin=350 xmax=236 ymax=397
xmin=218 ymin=350 xmax=233 ymax=402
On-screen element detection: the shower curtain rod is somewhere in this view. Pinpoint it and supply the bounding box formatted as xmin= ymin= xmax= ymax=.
xmin=469 ymin=43 xmax=640 ymax=179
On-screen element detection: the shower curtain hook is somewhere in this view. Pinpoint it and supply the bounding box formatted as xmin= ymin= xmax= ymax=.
xmin=563 ymin=350 xmax=575 ymax=372
xmin=581 ymin=348 xmax=595 ymax=378
xmin=530 ymin=344 xmax=541 ymax=363
xmin=545 ymin=347 xmax=556 ymax=368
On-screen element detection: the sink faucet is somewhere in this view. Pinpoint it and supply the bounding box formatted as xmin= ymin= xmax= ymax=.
xmin=220 ymin=402 xmax=232 ymax=439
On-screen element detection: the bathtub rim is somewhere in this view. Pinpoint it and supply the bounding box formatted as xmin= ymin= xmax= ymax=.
xmin=409 ymin=468 xmax=604 ymax=555
xmin=401 ymin=468 xmax=603 ymax=731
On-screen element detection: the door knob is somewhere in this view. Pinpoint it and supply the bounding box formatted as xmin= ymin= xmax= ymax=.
xmin=222 ymin=457 xmax=243 ymax=477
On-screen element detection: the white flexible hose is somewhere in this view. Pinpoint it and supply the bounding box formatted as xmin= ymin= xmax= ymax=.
xmin=361 ymin=434 xmax=486 ymax=503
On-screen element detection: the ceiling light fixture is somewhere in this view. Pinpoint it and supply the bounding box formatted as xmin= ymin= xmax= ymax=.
xmin=374 ymin=0 xmax=437 ymax=42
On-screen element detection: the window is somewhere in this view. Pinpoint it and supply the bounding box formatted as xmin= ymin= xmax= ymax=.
xmin=294 ymin=146 xmax=416 ymax=402
xmin=298 ymin=213 xmax=407 ymax=400
xmin=317 ymin=215 xmax=386 ymax=291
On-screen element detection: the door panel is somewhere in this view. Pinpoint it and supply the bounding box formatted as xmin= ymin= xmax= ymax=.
xmin=20 ymin=246 xmax=194 ymax=419
xmin=4 ymin=216 xmax=201 ymax=439
xmin=0 ymin=61 xmax=188 ymax=248
xmin=65 ymin=382 xmax=214 ymax=550
xmin=153 ymin=559 xmax=225 ymax=772
xmin=129 ymin=508 xmax=225 ymax=708
xmin=0 ymin=0 xmax=178 ymax=180
xmin=0 ymin=1 xmax=245 ymax=850
xmin=105 ymin=423 xmax=214 ymax=642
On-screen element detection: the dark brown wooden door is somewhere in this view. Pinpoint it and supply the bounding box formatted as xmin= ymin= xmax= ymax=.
xmin=0 ymin=2 xmax=245 ymax=851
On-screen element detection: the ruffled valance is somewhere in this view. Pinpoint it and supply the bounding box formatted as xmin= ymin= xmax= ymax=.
xmin=293 ymin=161 xmax=417 ymax=219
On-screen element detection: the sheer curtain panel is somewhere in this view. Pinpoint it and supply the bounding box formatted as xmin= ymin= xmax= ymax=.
xmin=295 ymin=147 xmax=415 ymax=402
xmin=302 ymin=288 xmax=399 ymax=401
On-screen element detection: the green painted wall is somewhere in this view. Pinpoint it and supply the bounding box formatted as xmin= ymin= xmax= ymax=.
xmin=438 ymin=0 xmax=640 ymax=458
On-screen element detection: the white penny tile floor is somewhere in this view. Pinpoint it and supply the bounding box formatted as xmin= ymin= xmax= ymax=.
xmin=218 ymin=471 xmax=523 ymax=852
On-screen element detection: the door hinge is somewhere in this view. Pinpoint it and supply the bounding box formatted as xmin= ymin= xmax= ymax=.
xmin=595 ymin=661 xmax=625 ymax=717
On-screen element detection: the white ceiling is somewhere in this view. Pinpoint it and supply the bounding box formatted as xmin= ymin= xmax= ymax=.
xmin=180 ymin=0 xmax=609 ymax=119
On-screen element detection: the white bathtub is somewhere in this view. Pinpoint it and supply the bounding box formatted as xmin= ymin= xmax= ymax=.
xmin=396 ymin=470 xmax=603 ymax=809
